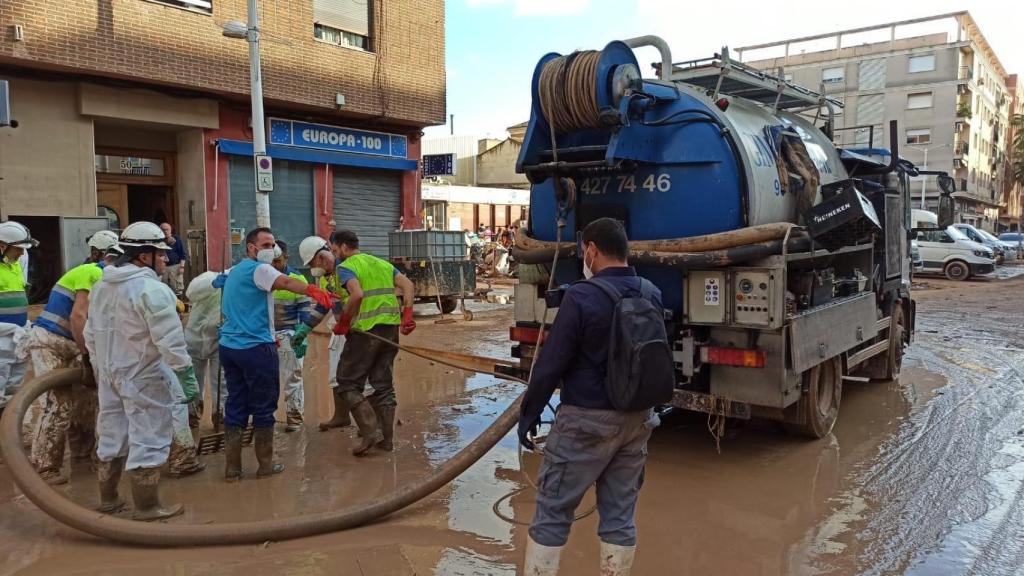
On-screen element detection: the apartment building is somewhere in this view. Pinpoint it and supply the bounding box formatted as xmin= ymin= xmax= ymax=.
xmin=1002 ymin=75 xmax=1023 ymax=232
xmin=0 ymin=0 xmax=445 ymax=292
xmin=740 ymin=12 xmax=1011 ymax=231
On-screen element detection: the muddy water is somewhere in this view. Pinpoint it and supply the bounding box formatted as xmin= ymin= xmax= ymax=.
xmin=2 ymin=278 xmax=1023 ymax=575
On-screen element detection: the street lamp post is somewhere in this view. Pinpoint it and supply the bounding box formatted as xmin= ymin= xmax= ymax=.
xmin=223 ymin=0 xmax=270 ymax=228
xmin=906 ymin=143 xmax=952 ymax=210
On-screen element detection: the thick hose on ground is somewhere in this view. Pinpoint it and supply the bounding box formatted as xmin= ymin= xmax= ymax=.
xmin=0 ymin=350 xmax=528 ymax=546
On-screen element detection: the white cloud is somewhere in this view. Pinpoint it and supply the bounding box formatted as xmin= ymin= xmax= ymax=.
xmin=466 ymin=0 xmax=590 ymax=17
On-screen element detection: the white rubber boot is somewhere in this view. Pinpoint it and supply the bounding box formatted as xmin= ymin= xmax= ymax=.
xmin=599 ymin=541 xmax=636 ymax=576
xmin=523 ymin=536 xmax=562 ymax=575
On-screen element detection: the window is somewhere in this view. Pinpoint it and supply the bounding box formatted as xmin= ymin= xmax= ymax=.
xmin=313 ymin=0 xmax=371 ymax=51
xmin=907 ymin=92 xmax=933 ymax=109
xmin=908 ymin=54 xmax=936 ymax=73
xmin=822 ymin=67 xmax=844 ymax=84
xmin=314 ymin=23 xmax=367 ymax=50
xmin=783 ymin=73 xmax=793 ymax=82
xmin=906 ymin=129 xmax=931 ymax=145
xmin=152 ymin=0 xmax=212 ymax=13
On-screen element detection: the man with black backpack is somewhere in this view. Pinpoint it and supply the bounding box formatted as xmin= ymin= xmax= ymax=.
xmin=518 ymin=218 xmax=674 ymax=576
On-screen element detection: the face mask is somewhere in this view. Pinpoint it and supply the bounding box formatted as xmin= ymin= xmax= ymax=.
xmin=256 ymin=248 xmax=275 ymax=264
xmin=582 ymin=248 xmax=595 ymax=280
xmin=310 ymin=267 xmax=326 ymax=278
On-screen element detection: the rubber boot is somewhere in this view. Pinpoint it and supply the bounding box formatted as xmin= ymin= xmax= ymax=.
xmin=375 ymin=405 xmax=396 ymax=452
xmin=350 ymin=400 xmax=383 ymax=456
xmin=285 ymin=410 xmax=303 ymax=433
xmin=129 ymin=467 xmax=183 ymax=521
xmin=599 ymin=542 xmax=636 ymax=576
xmin=224 ymin=426 xmax=244 ymax=482
xmin=167 ymin=436 xmax=206 ymax=479
xmin=96 ymin=456 xmax=126 ymax=513
xmin=254 ymin=427 xmax=284 ymax=477
xmin=523 ymin=536 xmax=563 ymax=576
xmin=318 ymin=391 xmax=352 ymax=431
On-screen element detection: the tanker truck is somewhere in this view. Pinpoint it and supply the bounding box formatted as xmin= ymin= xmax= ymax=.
xmin=505 ymin=37 xmax=955 ymax=438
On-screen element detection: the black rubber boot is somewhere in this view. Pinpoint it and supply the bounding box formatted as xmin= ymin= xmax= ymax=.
xmin=224 ymin=426 xmax=244 ymax=482
xmin=254 ymin=427 xmax=284 ymax=477
xmin=350 ymin=401 xmax=383 ymax=456
xmin=129 ymin=467 xmax=183 ymax=521
xmin=96 ymin=456 xmax=126 ymax=513
xmin=318 ymin=391 xmax=352 ymax=431
xmin=375 ymin=405 xmax=396 ymax=452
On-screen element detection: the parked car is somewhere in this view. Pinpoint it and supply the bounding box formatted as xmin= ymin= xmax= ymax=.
xmin=911 ymin=239 xmax=924 ymax=272
xmin=912 ymin=210 xmax=995 ymax=281
xmin=953 ymin=224 xmax=1006 ymax=264
xmin=998 ymin=232 xmax=1024 ymax=259
xmin=978 ymin=229 xmax=1018 ymax=261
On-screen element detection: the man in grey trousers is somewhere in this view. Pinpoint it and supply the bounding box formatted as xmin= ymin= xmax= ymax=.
xmin=517 ymin=218 xmax=662 ymax=576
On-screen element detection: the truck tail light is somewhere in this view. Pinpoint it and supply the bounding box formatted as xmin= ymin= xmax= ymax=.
xmin=701 ymin=346 xmax=766 ymax=368
xmin=509 ymin=326 xmax=546 ymax=345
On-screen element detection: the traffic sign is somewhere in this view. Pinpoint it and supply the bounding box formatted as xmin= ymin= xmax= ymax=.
xmin=255 ymin=154 xmax=273 ymax=192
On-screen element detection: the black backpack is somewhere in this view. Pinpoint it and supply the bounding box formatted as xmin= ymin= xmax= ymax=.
xmin=587 ymin=277 xmax=676 ymax=411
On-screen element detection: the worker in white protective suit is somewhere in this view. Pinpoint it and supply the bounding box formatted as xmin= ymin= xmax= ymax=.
xmin=0 ymin=221 xmax=37 ymax=415
xmin=184 ymin=270 xmax=228 ymax=429
xmin=85 ymin=221 xmax=199 ymax=521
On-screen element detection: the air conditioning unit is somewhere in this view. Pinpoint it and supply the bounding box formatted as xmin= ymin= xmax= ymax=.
xmin=954 ymin=121 xmax=964 ymax=132
xmin=953 ymin=158 xmax=965 ymax=169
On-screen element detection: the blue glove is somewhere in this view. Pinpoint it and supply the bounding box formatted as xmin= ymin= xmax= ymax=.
xmin=212 ymin=273 xmax=228 ymax=289
xmin=517 ymin=416 xmax=540 ymax=451
xmin=174 ymin=366 xmax=199 ymax=404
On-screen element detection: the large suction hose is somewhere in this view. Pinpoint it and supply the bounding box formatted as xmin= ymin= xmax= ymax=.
xmin=516 ymin=223 xmax=797 ymax=254
xmin=0 ymin=341 xmax=528 ymax=547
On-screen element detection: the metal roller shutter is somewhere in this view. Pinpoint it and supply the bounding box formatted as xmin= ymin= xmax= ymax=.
xmin=332 ymin=167 xmax=401 ymax=258
xmin=228 ymin=157 xmax=315 ymax=268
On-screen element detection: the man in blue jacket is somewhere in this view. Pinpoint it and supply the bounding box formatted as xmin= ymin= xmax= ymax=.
xmin=518 ymin=218 xmax=662 ymax=576
xmin=159 ymin=222 xmax=187 ymax=296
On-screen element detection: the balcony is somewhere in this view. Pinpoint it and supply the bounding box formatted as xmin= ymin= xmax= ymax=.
xmin=958 ymin=66 xmax=973 ymax=80
xmin=954 ymin=141 xmax=969 ymax=156
xmin=956 ymin=103 xmax=973 ymax=121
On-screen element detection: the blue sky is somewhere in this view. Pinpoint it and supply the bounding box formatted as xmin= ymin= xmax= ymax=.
xmin=423 ymin=0 xmax=1023 ymax=139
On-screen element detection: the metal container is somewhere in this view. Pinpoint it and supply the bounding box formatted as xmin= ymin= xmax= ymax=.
xmin=388 ymin=230 xmax=466 ymax=261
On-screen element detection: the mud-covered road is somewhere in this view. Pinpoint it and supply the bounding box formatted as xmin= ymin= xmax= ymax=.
xmin=1 ymin=273 xmax=1023 ymax=575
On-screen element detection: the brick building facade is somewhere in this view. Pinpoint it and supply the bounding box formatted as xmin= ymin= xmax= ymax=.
xmin=0 ymin=0 xmax=444 ymax=291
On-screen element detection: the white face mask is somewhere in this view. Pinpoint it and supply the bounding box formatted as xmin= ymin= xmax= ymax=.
xmin=582 ymin=247 xmax=595 ymax=279
xmin=309 ymin=267 xmax=326 ymax=278
xmin=256 ymin=248 xmax=275 ymax=264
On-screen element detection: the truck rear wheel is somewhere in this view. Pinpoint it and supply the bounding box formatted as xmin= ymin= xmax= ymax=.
xmin=784 ymin=357 xmax=843 ymax=439
xmin=438 ymin=296 xmax=458 ymax=314
xmin=943 ymin=260 xmax=970 ymax=281
xmin=882 ymin=303 xmax=906 ymax=380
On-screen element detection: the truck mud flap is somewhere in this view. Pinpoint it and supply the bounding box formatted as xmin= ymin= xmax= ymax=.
xmin=669 ymin=389 xmax=752 ymax=420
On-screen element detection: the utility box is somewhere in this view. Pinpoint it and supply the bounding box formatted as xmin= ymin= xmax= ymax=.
xmin=388 ymin=230 xmax=465 ymax=261
xmin=60 ymin=217 xmax=109 ymax=270
xmin=0 ymin=80 xmax=11 ymax=127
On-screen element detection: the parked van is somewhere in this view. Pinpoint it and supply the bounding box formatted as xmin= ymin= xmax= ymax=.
xmin=911 ymin=210 xmax=995 ymax=281
xmin=953 ymin=223 xmax=1007 ymax=264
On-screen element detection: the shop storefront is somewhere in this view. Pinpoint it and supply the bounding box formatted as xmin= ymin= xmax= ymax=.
xmin=206 ymin=110 xmax=419 ymax=270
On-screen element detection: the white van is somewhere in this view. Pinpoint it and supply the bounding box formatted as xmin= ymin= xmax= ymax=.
xmin=911 ymin=210 xmax=995 ymax=281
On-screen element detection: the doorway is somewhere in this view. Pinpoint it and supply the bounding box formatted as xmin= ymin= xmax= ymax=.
xmin=95 ymin=149 xmax=176 ymax=231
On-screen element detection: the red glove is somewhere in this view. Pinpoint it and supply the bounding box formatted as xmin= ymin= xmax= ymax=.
xmin=400 ymin=306 xmax=416 ymax=336
xmin=333 ymin=312 xmax=352 ymax=336
xmin=305 ymin=284 xmax=336 ymax=310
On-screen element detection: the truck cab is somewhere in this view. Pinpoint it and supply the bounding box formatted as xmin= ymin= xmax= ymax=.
xmin=912 ymin=210 xmax=994 ymax=281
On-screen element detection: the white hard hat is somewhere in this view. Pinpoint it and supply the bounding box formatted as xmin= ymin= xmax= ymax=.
xmin=298 ymin=236 xmax=330 ymax=266
xmin=88 ymin=230 xmax=123 ymax=254
xmin=119 ymin=221 xmax=170 ymax=250
xmin=0 ymin=221 xmax=39 ymax=249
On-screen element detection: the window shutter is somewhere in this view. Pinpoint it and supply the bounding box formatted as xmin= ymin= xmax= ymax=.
xmin=313 ymin=0 xmax=370 ymax=36
xmin=858 ymin=59 xmax=886 ymax=91
xmin=908 ymin=55 xmax=936 ymax=74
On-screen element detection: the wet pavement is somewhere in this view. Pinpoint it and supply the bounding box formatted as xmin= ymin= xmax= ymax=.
xmin=1 ymin=276 xmax=1023 ymax=575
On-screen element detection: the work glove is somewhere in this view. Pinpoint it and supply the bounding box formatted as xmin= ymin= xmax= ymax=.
xmin=399 ymin=306 xmax=416 ymax=336
xmin=291 ymin=323 xmax=312 ymax=348
xmin=305 ymin=284 xmax=336 ymax=310
xmin=211 ymin=273 xmax=228 ymax=289
xmin=293 ymin=339 xmax=308 ymax=359
xmin=517 ymin=416 xmax=540 ymax=451
xmin=80 ymin=355 xmax=96 ymax=389
xmin=175 ymin=365 xmax=200 ymax=404
xmin=333 ymin=312 xmax=353 ymax=336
